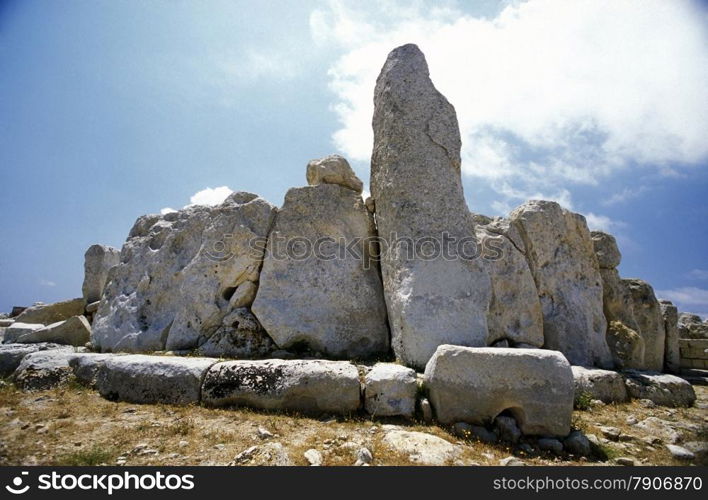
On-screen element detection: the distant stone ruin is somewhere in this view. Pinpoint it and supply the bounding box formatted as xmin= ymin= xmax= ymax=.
xmin=0 ymin=44 xmax=702 ymax=444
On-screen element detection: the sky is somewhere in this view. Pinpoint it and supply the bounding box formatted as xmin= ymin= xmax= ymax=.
xmin=1 ymin=0 xmax=707 ymax=317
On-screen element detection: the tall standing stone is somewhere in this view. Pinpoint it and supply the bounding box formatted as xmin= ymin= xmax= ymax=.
xmin=92 ymin=192 xmax=276 ymax=355
xmin=509 ymin=201 xmax=612 ymax=368
xmin=82 ymin=245 xmax=121 ymax=304
xmin=624 ymin=278 xmax=665 ymax=371
xmin=252 ymin=166 xmax=389 ymax=359
xmin=370 ymin=44 xmax=491 ymax=369
xmin=591 ymin=231 xmax=645 ymax=369
xmin=659 ymin=300 xmax=680 ymax=374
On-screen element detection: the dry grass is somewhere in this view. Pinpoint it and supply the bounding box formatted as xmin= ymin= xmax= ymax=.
xmin=0 ymin=380 xmax=705 ymax=466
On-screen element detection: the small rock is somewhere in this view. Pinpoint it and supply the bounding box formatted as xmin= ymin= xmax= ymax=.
xmin=666 ymin=444 xmax=695 ymax=461
xmin=232 ymin=446 xmax=259 ymax=464
xmin=178 ymin=440 xmax=189 ymax=448
xmin=599 ymin=426 xmax=621 ymax=441
xmin=537 ymin=438 xmax=564 ymax=454
xmin=500 ymin=456 xmax=526 ymax=466
xmin=214 ymin=444 xmax=225 ymax=450
xmin=586 ymin=434 xmax=600 ymax=447
xmin=616 ymin=457 xmax=637 ymax=466
xmin=639 ymin=399 xmax=656 ymax=408
xmin=257 ymin=427 xmax=274 ymax=440
xmin=355 ymin=447 xmax=373 ymax=466
xmin=563 ymin=430 xmax=591 ymax=456
xmin=304 ymin=449 xmax=323 ymax=466
xmin=419 ymin=398 xmax=433 ymax=423
xmin=626 ymin=416 xmax=638 ymax=425
xmin=494 ymin=415 xmax=521 ymax=444
xmin=591 ymin=399 xmax=606 ymax=407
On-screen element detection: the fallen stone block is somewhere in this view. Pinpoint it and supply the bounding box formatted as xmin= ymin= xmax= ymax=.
xmin=424 ymin=345 xmax=574 ymax=436
xmin=363 ymin=363 xmax=417 ymax=418
xmin=4 ymin=323 xmax=45 ymax=344
xmin=622 ymin=370 xmax=696 ymax=407
xmin=14 ymin=298 xmax=86 ymax=325
xmin=13 ymin=349 xmax=76 ymax=390
xmin=202 ymin=359 xmax=361 ymax=415
xmin=381 ymin=428 xmax=460 ymax=465
xmin=69 ymin=353 xmax=114 ymax=387
xmin=16 ymin=316 xmax=91 ymax=347
xmin=96 ymin=354 xmax=217 ymax=405
xmin=572 ymin=366 xmax=629 ymax=403
xmin=82 ymin=244 xmax=120 ymax=304
xmin=0 ymin=343 xmax=70 ymax=377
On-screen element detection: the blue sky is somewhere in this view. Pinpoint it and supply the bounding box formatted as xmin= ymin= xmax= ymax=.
xmin=1 ymin=0 xmax=707 ymax=317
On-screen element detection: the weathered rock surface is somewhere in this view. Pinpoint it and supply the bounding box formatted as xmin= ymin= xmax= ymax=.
xmin=370 ymin=43 xmax=491 ymax=370
xmin=605 ymin=319 xmax=645 ymax=370
xmin=4 ymin=323 xmax=45 ymax=344
xmin=572 ymin=365 xmax=628 ymax=403
xmin=381 ymin=428 xmax=460 ymax=465
xmin=14 ymin=298 xmax=86 ymax=326
xmin=202 ymin=359 xmax=361 ymax=414
xmin=363 ymin=363 xmax=417 ymax=418
xmin=509 ymin=201 xmax=612 ymax=368
xmin=622 ymin=371 xmax=696 ymax=407
xmin=634 ymin=417 xmax=681 ymax=444
xmin=624 ymin=279 xmax=665 ymax=371
xmin=96 ymin=354 xmax=217 ymax=405
xmin=13 ymin=349 xmax=76 ymax=390
xmin=305 ymin=154 xmax=363 ymax=193
xmin=252 ymin=184 xmax=389 ymax=359
xmin=424 ymin=345 xmax=574 ymax=436
xmin=82 ymin=244 xmax=120 ymax=304
xmin=659 ymin=300 xmax=680 ymax=374
xmin=68 ymin=353 xmax=113 ymax=387
xmin=195 ymin=308 xmax=274 ymax=358
xmin=0 ymin=343 xmax=71 ymax=377
xmin=92 ymin=192 xmax=276 ymax=355
xmin=15 ymin=315 xmax=91 ymax=347
xmin=474 ymin=224 xmax=543 ymax=347
xmin=591 ymin=231 xmax=622 ymax=269
xmin=678 ymin=313 xmax=708 ymax=339
xmin=563 ymin=430 xmax=591 ymax=456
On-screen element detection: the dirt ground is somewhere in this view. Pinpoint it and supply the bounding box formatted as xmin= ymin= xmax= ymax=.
xmin=0 ymin=381 xmax=705 ymax=466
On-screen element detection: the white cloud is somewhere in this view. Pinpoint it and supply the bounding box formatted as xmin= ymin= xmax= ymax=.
xmin=39 ymin=279 xmax=56 ymax=287
xmin=315 ymin=0 xmax=708 ymax=207
xmin=686 ymin=269 xmax=708 ymax=280
xmin=187 ymin=186 xmax=233 ymax=207
xmin=584 ymin=212 xmax=623 ymax=232
xmin=657 ymin=287 xmax=708 ymax=317
xmin=601 ymin=185 xmax=650 ymax=206
xmin=160 ymin=207 xmax=177 ymax=215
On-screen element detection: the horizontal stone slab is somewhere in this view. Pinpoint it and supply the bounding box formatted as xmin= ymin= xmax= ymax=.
xmin=424 ymin=345 xmax=574 ymax=436
xmin=96 ymin=354 xmax=218 ymax=405
xmin=622 ymin=370 xmax=696 ymax=407
xmin=363 ymin=363 xmax=417 ymax=418
xmin=69 ymin=353 xmax=114 ymax=387
xmin=202 ymin=359 xmax=361 ymax=414
xmin=13 ymin=349 xmax=76 ymax=390
xmin=572 ymin=366 xmax=628 ymax=403
xmin=0 ymin=343 xmax=73 ymax=377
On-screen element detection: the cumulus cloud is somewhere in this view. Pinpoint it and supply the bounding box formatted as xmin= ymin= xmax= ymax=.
xmin=187 ymin=186 xmax=233 ymax=207
xmin=313 ymin=0 xmax=708 ymax=208
xmin=686 ymin=269 xmax=708 ymax=281
xmin=657 ymin=286 xmax=708 ymax=318
xmin=584 ymin=213 xmax=621 ymax=232
xmin=160 ymin=186 xmax=234 ymax=215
